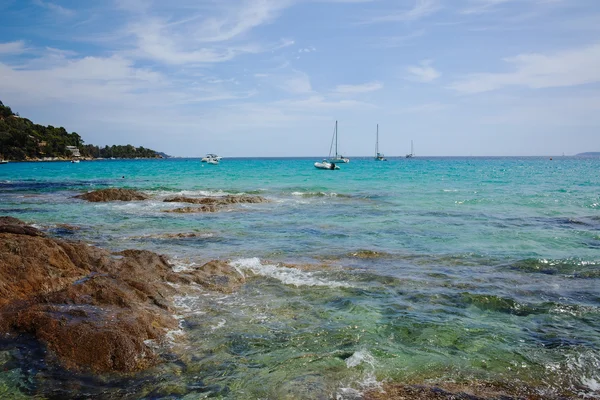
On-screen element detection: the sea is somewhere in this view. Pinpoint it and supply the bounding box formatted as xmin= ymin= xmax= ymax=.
xmin=0 ymin=156 xmax=599 ymax=399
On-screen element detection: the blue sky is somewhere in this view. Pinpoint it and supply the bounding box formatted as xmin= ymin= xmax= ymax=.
xmin=0 ymin=0 xmax=599 ymax=157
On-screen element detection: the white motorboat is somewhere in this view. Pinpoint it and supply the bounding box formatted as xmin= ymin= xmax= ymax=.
xmin=314 ymin=160 xmax=340 ymax=170
xmin=327 ymin=121 xmax=349 ymax=163
xmin=207 ymin=158 xmax=219 ymax=165
xmin=374 ymin=124 xmax=387 ymax=161
xmin=201 ymin=154 xmax=222 ymax=162
xmin=0 ymin=160 xmax=8 ymax=164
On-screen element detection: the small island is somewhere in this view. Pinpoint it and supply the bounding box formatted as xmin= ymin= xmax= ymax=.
xmin=0 ymin=100 xmax=163 ymax=161
xmin=576 ymin=152 xmax=600 ymax=157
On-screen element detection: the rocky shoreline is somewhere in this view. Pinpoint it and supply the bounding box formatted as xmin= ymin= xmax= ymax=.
xmin=0 ymin=214 xmax=585 ymax=399
xmin=0 ymin=216 xmax=244 ymax=375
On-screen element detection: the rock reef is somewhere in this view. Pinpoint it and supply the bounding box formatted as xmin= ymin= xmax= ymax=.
xmin=74 ymin=188 xmax=149 ymax=202
xmin=163 ymin=195 xmax=267 ymax=213
xmin=0 ymin=217 xmax=244 ymax=374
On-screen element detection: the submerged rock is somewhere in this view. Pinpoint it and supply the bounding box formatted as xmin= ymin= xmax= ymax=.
xmin=364 ymin=382 xmax=571 ymax=400
xmin=163 ymin=195 xmax=267 ymax=214
xmin=164 ymin=195 xmax=267 ymax=205
xmin=74 ymin=188 xmax=149 ymax=202
xmin=0 ymin=217 xmax=247 ymax=375
xmin=164 ymin=205 xmax=220 ymax=214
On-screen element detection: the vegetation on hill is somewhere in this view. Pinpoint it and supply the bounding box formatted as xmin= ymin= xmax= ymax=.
xmin=0 ymin=100 xmax=161 ymax=161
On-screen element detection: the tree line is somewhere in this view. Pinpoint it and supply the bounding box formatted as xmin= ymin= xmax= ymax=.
xmin=0 ymin=101 xmax=161 ymax=161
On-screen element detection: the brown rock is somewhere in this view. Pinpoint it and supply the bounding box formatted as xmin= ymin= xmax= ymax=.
xmin=190 ymin=260 xmax=246 ymax=293
xmin=164 ymin=205 xmax=219 ymax=213
xmin=364 ymin=382 xmax=567 ymax=400
xmin=164 ymin=195 xmax=267 ymax=205
xmin=0 ymin=217 xmax=250 ymax=374
xmin=0 ymin=218 xmax=177 ymax=373
xmin=74 ymin=188 xmax=149 ymax=202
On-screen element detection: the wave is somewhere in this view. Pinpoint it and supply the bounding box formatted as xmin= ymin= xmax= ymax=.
xmin=229 ymin=257 xmax=351 ymax=288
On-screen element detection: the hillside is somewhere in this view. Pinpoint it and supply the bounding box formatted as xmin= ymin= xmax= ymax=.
xmin=576 ymin=152 xmax=600 ymax=157
xmin=0 ymin=101 xmax=161 ymax=161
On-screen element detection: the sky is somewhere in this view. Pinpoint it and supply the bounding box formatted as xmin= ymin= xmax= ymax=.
xmin=0 ymin=0 xmax=599 ymax=157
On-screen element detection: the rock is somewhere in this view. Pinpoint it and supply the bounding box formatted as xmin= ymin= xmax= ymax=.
xmin=0 ymin=217 xmax=177 ymax=373
xmin=190 ymin=260 xmax=246 ymax=293
xmin=163 ymin=195 xmax=267 ymax=205
xmin=0 ymin=217 xmax=250 ymax=374
xmin=164 ymin=205 xmax=219 ymax=213
xmin=162 ymin=195 xmax=267 ymax=214
xmin=364 ymin=382 xmax=564 ymax=400
xmin=74 ymin=188 xmax=149 ymax=202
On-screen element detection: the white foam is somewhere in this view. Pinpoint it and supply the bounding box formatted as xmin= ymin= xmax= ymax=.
xmin=345 ymin=350 xmax=376 ymax=369
xmin=170 ymin=260 xmax=197 ymax=273
xmin=229 ymin=258 xmax=351 ymax=288
xmin=211 ymin=319 xmax=227 ymax=331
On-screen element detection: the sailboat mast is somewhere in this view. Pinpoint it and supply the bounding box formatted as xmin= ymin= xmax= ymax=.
xmin=335 ymin=120 xmax=338 ymax=157
xmin=376 ymin=124 xmax=379 ymax=155
xmin=411 ymin=140 xmax=414 ymax=156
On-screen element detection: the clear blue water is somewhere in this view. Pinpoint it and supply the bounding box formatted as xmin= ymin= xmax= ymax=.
xmin=1 ymin=157 xmax=599 ymax=398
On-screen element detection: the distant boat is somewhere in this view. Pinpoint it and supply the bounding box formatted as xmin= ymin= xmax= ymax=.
xmin=0 ymin=160 xmax=8 ymax=164
xmin=207 ymin=158 xmax=219 ymax=165
xmin=71 ymin=159 xmax=80 ymax=163
xmin=406 ymin=140 xmax=414 ymax=158
xmin=327 ymin=121 xmax=349 ymax=163
xmin=202 ymin=154 xmax=222 ymax=163
xmin=314 ymin=159 xmax=340 ymax=170
xmin=374 ymin=124 xmax=387 ymax=161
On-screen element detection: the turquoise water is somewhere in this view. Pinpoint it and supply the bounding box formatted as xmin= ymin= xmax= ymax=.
xmin=1 ymin=157 xmax=599 ymax=398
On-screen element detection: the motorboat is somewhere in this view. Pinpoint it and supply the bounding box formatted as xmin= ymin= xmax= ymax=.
xmin=201 ymin=154 xmax=222 ymax=162
xmin=314 ymin=160 xmax=340 ymax=170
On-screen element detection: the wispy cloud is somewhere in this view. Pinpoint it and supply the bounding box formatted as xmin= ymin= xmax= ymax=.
xmin=120 ymin=0 xmax=295 ymax=65
xmin=333 ymin=81 xmax=383 ymax=94
xmin=363 ymin=0 xmax=441 ymax=24
xmin=33 ymin=0 xmax=75 ymax=17
xmin=449 ymin=42 xmax=600 ymax=94
xmin=0 ymin=41 xmax=26 ymax=55
xmin=278 ymin=71 xmax=313 ymax=94
xmin=406 ymin=59 xmax=441 ymax=82
xmin=460 ymin=0 xmax=515 ymax=15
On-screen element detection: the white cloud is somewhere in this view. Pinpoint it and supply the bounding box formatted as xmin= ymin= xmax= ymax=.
xmin=33 ymin=0 xmax=75 ymax=17
xmin=333 ymin=81 xmax=383 ymax=94
xmin=363 ymin=0 xmax=440 ymax=23
xmin=278 ymin=71 xmax=313 ymax=94
xmin=449 ymin=43 xmax=600 ymax=94
xmin=0 ymin=41 xmax=27 ymax=55
xmin=406 ymin=60 xmax=441 ymax=82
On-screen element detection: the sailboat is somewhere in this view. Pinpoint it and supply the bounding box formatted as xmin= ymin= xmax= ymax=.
xmin=327 ymin=121 xmax=349 ymax=163
xmin=406 ymin=140 xmax=414 ymax=158
xmin=374 ymin=124 xmax=387 ymax=161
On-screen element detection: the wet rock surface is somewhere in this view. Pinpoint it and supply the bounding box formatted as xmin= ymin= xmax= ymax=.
xmin=0 ymin=217 xmax=244 ymax=375
xmin=364 ymin=382 xmax=573 ymax=400
xmin=73 ymin=188 xmax=149 ymax=202
xmin=163 ymin=195 xmax=268 ymax=213
xmin=164 ymin=195 xmax=267 ymax=205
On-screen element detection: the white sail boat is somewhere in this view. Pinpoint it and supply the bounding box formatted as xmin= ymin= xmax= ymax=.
xmin=406 ymin=140 xmax=414 ymax=158
xmin=374 ymin=124 xmax=387 ymax=161
xmin=327 ymin=121 xmax=349 ymax=163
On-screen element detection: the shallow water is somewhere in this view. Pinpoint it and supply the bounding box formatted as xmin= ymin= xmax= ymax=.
xmin=1 ymin=157 xmax=599 ymax=399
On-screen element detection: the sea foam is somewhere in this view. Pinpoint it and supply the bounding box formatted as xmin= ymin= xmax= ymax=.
xmin=229 ymin=257 xmax=351 ymax=288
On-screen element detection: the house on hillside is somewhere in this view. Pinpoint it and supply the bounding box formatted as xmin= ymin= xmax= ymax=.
xmin=66 ymin=146 xmax=81 ymax=158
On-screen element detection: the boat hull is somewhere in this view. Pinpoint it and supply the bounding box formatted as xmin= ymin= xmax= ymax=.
xmin=314 ymin=162 xmax=340 ymax=170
